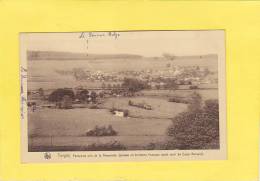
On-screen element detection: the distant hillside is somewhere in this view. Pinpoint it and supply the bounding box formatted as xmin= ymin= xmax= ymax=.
xmin=27 ymin=51 xmax=143 ymax=60
xmin=175 ymin=54 xmax=218 ymax=60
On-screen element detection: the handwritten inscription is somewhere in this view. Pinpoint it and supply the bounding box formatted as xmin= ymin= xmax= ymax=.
xmin=20 ymin=66 xmax=27 ymax=119
xmin=78 ymin=31 xmax=121 ymax=56
xmin=79 ymin=31 xmax=120 ymax=40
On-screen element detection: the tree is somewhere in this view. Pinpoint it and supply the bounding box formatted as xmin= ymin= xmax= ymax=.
xmin=38 ymin=88 xmax=44 ymax=97
xmin=76 ymin=89 xmax=89 ymax=102
xmin=204 ymin=99 xmax=219 ymax=119
xmin=122 ymin=78 xmax=149 ymax=92
xmin=90 ymin=91 xmax=97 ymax=103
xmin=187 ymin=92 xmax=202 ymax=112
xmin=204 ymin=68 xmax=211 ymax=76
xmin=48 ymin=88 xmax=75 ymax=102
xmin=167 ymin=99 xmax=219 ymax=150
xmin=101 ymin=83 xmax=106 ymax=89
xmin=164 ymin=79 xmax=178 ymax=91
xmin=61 ymin=95 xmax=73 ymax=109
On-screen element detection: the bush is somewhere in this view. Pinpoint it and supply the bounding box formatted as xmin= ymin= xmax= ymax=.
xmin=168 ymin=97 xmax=190 ymax=104
xmin=123 ymin=109 xmax=129 ymax=117
xmin=204 ymin=99 xmax=219 ymax=119
xmin=189 ymin=85 xmax=198 ymax=89
xmin=166 ymin=99 xmax=219 ymax=150
xmin=128 ymin=100 xmax=133 ymax=106
xmin=86 ymin=125 xmax=118 ymax=136
xmin=89 ymin=104 xmax=99 ymax=109
xmin=187 ymin=92 xmax=202 ymax=112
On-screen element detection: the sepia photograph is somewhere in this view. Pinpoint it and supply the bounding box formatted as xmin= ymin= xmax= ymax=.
xmin=20 ymin=30 xmax=226 ymax=162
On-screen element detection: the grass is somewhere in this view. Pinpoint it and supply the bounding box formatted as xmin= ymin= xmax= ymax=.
xmin=103 ymin=96 xmax=187 ymax=119
xmin=28 ymin=109 xmax=174 ymax=150
xmin=28 ymin=90 xmax=218 ymax=151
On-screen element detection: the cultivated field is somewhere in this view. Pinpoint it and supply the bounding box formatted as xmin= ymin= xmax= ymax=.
xmin=28 ymin=97 xmax=187 ymax=150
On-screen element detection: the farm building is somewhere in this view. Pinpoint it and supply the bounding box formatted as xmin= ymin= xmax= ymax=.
xmin=114 ymin=111 xmax=125 ymax=117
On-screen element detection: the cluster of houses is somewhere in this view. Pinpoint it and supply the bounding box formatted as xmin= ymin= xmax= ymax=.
xmin=62 ymin=65 xmax=217 ymax=88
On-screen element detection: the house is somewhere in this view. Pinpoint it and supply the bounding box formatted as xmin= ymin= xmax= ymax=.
xmin=111 ymin=108 xmax=129 ymax=117
xmin=114 ymin=111 xmax=124 ymax=117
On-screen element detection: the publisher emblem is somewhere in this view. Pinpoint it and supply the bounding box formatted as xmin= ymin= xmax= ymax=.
xmin=44 ymin=152 xmax=51 ymax=160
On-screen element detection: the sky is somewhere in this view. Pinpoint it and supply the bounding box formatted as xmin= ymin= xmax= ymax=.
xmin=21 ymin=30 xmax=225 ymax=57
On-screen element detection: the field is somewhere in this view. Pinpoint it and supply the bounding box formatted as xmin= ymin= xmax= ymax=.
xmin=103 ymin=97 xmax=187 ymax=119
xmin=28 ymin=96 xmax=188 ymax=151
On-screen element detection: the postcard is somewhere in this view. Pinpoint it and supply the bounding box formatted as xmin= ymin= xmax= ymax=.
xmin=20 ymin=30 xmax=226 ymax=162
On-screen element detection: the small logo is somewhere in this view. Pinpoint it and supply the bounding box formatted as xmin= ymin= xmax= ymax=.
xmin=44 ymin=152 xmax=51 ymax=160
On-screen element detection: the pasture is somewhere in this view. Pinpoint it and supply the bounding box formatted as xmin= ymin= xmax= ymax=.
xmin=28 ymin=97 xmax=187 ymax=150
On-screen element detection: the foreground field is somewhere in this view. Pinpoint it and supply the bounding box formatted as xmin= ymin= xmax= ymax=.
xmin=28 ymin=97 xmax=187 ymax=150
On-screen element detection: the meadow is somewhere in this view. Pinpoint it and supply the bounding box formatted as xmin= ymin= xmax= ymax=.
xmin=28 ymin=97 xmax=187 ymax=150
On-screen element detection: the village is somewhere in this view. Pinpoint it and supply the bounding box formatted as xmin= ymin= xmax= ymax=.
xmin=55 ymin=65 xmax=217 ymax=85
xmin=28 ymin=64 xmax=217 ymax=115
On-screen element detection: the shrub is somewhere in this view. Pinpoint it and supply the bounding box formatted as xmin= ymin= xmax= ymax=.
xmin=89 ymin=104 xmax=99 ymax=109
xmin=123 ymin=109 xmax=129 ymax=117
xmin=168 ymin=97 xmax=189 ymax=104
xmin=187 ymin=91 xmax=202 ymax=112
xmin=204 ymin=99 xmax=219 ymax=119
xmin=86 ymin=125 xmax=118 ymax=136
xmin=189 ymin=85 xmax=198 ymax=89
xmin=128 ymin=100 xmax=133 ymax=106
xmin=166 ymin=99 xmax=219 ymax=150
